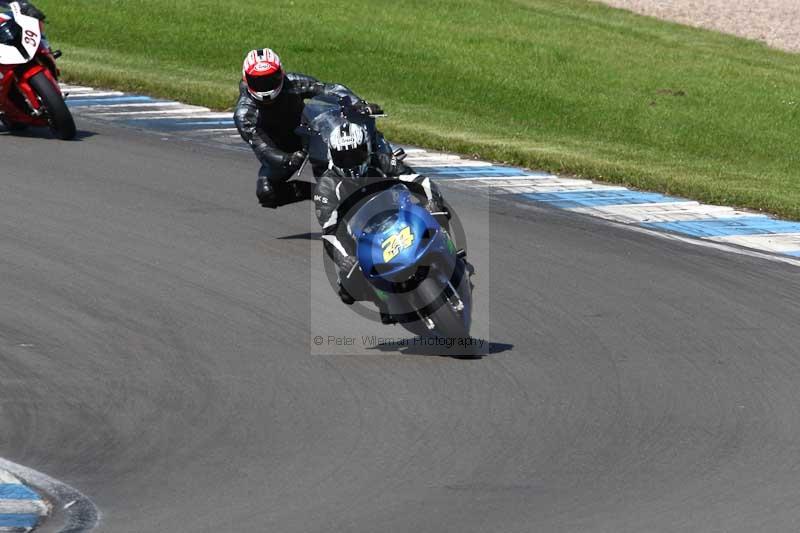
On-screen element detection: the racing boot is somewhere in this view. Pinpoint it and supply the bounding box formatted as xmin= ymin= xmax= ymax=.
xmin=284 ymin=180 xmax=314 ymax=203
xmin=259 ymin=180 xmax=313 ymax=208
xmin=380 ymin=310 xmax=398 ymax=325
xmin=338 ymin=282 xmax=356 ymax=305
xmin=256 ymin=177 xmax=280 ymax=208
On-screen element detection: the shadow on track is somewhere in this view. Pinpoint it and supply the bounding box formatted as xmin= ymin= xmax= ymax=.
xmin=278 ymin=232 xmax=322 ymax=240
xmin=0 ymin=127 xmax=97 ymax=141
xmin=365 ymin=338 xmax=513 ymax=359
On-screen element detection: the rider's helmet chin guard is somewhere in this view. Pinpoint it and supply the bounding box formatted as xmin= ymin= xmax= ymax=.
xmin=328 ymin=121 xmax=371 ymax=181
xmin=242 ymin=48 xmax=284 ymax=102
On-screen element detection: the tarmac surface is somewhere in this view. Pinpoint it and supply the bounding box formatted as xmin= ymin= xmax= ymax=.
xmin=1 ymin=120 xmax=799 ymax=532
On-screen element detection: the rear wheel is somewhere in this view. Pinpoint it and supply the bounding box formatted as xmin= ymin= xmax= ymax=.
xmin=28 ymin=71 xmax=76 ymax=140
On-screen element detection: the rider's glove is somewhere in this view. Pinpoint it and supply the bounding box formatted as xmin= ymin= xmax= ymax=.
xmin=339 ymin=255 xmax=359 ymax=277
xmin=425 ymin=196 xmax=451 ymax=219
xmin=337 ymin=281 xmax=356 ymax=305
xmin=355 ymin=100 xmax=383 ymax=116
xmin=376 ymin=152 xmax=402 ymax=176
xmin=285 ymin=150 xmax=307 ymax=170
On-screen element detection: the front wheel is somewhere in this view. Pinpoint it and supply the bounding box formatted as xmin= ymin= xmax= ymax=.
xmin=428 ymin=297 xmax=470 ymax=341
xmin=28 ymin=71 xmax=76 ymax=140
xmin=407 ymin=261 xmax=473 ymax=345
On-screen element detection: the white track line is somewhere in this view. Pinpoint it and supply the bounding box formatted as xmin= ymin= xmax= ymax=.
xmin=460 ymin=179 xmax=629 ymax=194
xmin=63 ymin=89 xmax=100 ymax=95
xmin=87 ymin=108 xmax=218 ymax=117
xmin=60 ymin=85 xmax=95 ymax=91
xmin=444 ymin=175 xmax=555 ymax=181
xmin=629 ymin=223 xmax=800 ymax=267
xmin=67 ymin=91 xmax=126 ymax=98
xmin=709 ymin=233 xmax=800 ymax=253
xmin=0 ymin=499 xmax=48 ymax=514
xmin=0 ymin=471 xmax=19 ymax=483
xmin=189 ymin=128 xmax=240 ymax=134
xmin=71 ymin=102 xmax=186 ymax=109
xmin=569 ymin=202 xmax=762 ymax=224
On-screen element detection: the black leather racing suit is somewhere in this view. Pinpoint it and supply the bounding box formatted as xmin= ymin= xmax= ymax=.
xmin=234 ymin=74 xmax=356 ymax=170
xmin=314 ymin=169 xmax=447 ymax=303
xmin=234 ymin=73 xmax=400 ymax=207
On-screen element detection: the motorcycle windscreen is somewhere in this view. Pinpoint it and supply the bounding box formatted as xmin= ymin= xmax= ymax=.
xmin=301 ymin=97 xmax=345 ymax=164
xmin=0 ymin=18 xmax=21 ymax=45
xmin=301 ymin=95 xmax=377 ymax=164
xmin=350 ymin=185 xmax=440 ymax=279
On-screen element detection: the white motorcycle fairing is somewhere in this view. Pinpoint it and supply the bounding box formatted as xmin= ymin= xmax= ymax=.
xmin=0 ymin=2 xmax=41 ymax=65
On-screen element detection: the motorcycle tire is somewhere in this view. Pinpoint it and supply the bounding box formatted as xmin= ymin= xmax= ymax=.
xmin=411 ymin=260 xmax=472 ymax=346
xmin=28 ymin=71 xmax=76 ymax=140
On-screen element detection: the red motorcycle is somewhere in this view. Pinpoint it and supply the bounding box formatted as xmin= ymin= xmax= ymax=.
xmin=0 ymin=2 xmax=75 ymax=140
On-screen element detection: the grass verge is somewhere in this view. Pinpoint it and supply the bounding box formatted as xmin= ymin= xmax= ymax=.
xmin=36 ymin=0 xmax=800 ymax=219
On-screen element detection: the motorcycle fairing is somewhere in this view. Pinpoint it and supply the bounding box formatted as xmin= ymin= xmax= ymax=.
xmin=298 ymin=94 xmax=378 ymax=174
xmin=351 ymin=185 xmax=441 ymax=280
xmin=0 ymin=4 xmax=40 ymax=65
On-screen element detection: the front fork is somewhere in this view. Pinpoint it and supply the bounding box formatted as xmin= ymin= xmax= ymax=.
xmin=15 ymin=64 xmax=48 ymax=114
xmin=0 ymin=42 xmax=63 ymax=123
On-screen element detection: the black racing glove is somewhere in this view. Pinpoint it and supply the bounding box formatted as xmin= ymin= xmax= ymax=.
xmin=284 ymin=150 xmax=307 ymax=170
xmin=337 ymin=281 xmax=356 ymax=305
xmin=339 ymin=255 xmax=359 ymax=277
xmin=336 ymin=255 xmax=359 ymax=305
xmin=375 ymin=152 xmax=402 ymax=176
xmin=355 ymin=100 xmax=383 ymax=116
xmin=424 ymin=196 xmax=448 ymax=216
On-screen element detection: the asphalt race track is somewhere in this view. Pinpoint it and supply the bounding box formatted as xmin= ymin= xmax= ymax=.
xmin=1 ymin=120 xmax=800 ymax=532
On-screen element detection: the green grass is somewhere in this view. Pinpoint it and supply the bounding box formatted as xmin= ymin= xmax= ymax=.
xmin=37 ymin=0 xmax=800 ymax=219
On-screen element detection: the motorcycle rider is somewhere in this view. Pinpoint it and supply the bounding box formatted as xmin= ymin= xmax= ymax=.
xmin=314 ymin=121 xmax=449 ymax=319
xmin=234 ymin=48 xmax=405 ymax=208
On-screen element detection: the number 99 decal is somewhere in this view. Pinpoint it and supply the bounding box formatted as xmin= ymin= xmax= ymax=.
xmin=23 ymin=29 xmax=37 ymax=47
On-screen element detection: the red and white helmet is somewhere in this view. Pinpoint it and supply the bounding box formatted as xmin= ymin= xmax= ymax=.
xmin=242 ymin=48 xmax=284 ymax=102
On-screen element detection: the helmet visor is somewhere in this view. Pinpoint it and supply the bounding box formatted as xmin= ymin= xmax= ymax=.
xmin=247 ymin=70 xmax=283 ymax=93
xmin=332 ymin=144 xmax=369 ymax=171
xmin=246 ymin=71 xmax=283 ymax=94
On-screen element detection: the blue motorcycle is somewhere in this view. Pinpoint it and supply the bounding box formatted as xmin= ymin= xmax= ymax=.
xmin=346 ymin=183 xmax=473 ymax=340
xmin=298 ymin=95 xmax=474 ymax=341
